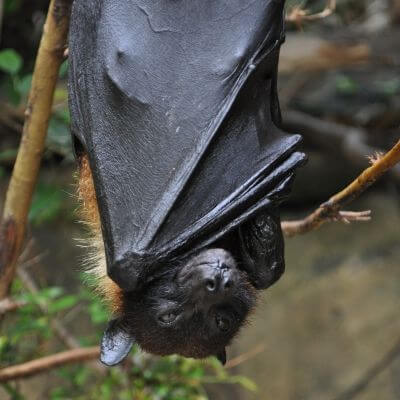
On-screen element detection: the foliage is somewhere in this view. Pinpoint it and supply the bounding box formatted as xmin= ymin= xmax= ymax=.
xmin=0 ymin=48 xmax=31 ymax=105
xmin=0 ymin=280 xmax=256 ymax=399
xmin=0 ymin=47 xmax=73 ymax=164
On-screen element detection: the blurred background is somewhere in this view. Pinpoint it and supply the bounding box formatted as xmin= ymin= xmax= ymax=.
xmin=0 ymin=0 xmax=399 ymax=399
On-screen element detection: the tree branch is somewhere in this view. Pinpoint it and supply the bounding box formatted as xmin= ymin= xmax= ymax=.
xmin=225 ymin=344 xmax=266 ymax=369
xmin=282 ymin=140 xmax=400 ymax=237
xmin=333 ymin=337 xmax=400 ymax=400
xmin=0 ymin=347 xmax=100 ymax=382
xmin=0 ymin=0 xmax=72 ymax=299
xmin=0 ymin=298 xmax=26 ymax=315
xmin=286 ymin=0 xmax=336 ymax=24
xmin=17 ymin=268 xmax=80 ymax=349
xmin=15 ymin=264 xmax=106 ymax=374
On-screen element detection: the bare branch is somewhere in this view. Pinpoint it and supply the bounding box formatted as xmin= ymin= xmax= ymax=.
xmin=225 ymin=344 xmax=266 ymax=369
xmin=0 ymin=0 xmax=71 ymax=299
xmin=286 ymin=0 xmax=336 ymax=25
xmin=333 ymin=338 xmax=400 ymax=400
xmin=16 ymin=265 xmax=106 ymax=374
xmin=332 ymin=210 xmax=372 ymax=224
xmin=0 ymin=298 xmax=26 ymax=315
xmin=17 ymin=268 xmax=80 ymax=349
xmin=282 ymin=140 xmax=400 ymax=237
xmin=0 ymin=347 xmax=100 ymax=382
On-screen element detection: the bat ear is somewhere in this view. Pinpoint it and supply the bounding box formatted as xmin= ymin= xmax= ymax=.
xmin=216 ymin=348 xmax=227 ymax=366
xmin=100 ymin=318 xmax=135 ymax=366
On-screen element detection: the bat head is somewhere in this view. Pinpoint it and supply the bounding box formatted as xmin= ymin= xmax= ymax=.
xmin=100 ymin=248 xmax=256 ymax=366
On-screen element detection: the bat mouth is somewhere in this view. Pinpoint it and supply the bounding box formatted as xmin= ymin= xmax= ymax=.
xmin=157 ymin=311 xmax=179 ymax=326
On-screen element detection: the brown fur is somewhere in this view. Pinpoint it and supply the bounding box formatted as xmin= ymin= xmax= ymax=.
xmin=77 ymin=155 xmax=123 ymax=313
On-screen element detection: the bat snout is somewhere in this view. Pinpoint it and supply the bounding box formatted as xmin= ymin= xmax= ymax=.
xmin=202 ymin=267 xmax=236 ymax=294
xmin=178 ymin=248 xmax=239 ymax=300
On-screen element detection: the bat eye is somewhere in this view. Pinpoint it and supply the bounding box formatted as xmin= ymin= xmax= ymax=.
xmin=215 ymin=315 xmax=230 ymax=332
xmin=158 ymin=312 xmax=177 ymax=325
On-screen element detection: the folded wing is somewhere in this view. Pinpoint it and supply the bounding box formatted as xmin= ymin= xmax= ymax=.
xmin=68 ymin=0 xmax=305 ymax=271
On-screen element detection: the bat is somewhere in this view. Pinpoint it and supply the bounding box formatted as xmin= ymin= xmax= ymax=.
xmin=68 ymin=0 xmax=306 ymax=366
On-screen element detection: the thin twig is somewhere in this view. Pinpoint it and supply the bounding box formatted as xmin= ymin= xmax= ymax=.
xmin=0 ymin=0 xmax=71 ymax=299
xmin=16 ymin=267 xmax=106 ymax=374
xmin=19 ymin=251 xmax=48 ymax=270
xmin=286 ymin=0 xmax=336 ymax=25
xmin=17 ymin=268 xmax=80 ymax=349
xmin=0 ymin=298 xmax=26 ymax=315
xmin=282 ymin=140 xmax=400 ymax=237
xmin=333 ymin=338 xmax=400 ymax=400
xmin=0 ymin=347 xmax=100 ymax=382
xmin=225 ymin=344 xmax=266 ymax=369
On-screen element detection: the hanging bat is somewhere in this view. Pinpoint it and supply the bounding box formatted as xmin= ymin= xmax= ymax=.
xmin=68 ymin=0 xmax=306 ymax=366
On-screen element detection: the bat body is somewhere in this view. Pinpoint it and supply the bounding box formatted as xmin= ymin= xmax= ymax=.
xmin=69 ymin=0 xmax=305 ymax=365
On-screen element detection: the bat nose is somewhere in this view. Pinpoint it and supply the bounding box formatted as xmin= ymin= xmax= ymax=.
xmin=204 ymin=268 xmax=234 ymax=293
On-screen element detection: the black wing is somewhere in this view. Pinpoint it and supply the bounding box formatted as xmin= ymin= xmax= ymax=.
xmin=69 ymin=0 xmax=305 ymax=286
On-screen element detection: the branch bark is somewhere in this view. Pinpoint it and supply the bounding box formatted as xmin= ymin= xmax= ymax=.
xmin=225 ymin=344 xmax=266 ymax=369
xmin=0 ymin=0 xmax=72 ymax=299
xmin=0 ymin=298 xmax=26 ymax=315
xmin=282 ymin=140 xmax=400 ymax=237
xmin=286 ymin=0 xmax=336 ymax=24
xmin=0 ymin=347 xmax=100 ymax=382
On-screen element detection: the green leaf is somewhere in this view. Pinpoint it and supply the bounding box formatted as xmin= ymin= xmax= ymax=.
xmin=0 ymin=149 xmax=18 ymax=163
xmin=380 ymin=78 xmax=400 ymax=96
xmin=73 ymin=366 xmax=90 ymax=386
xmin=29 ymin=183 xmax=64 ymax=225
xmin=40 ymin=287 xmax=65 ymax=299
xmin=335 ymin=74 xmax=358 ymax=95
xmin=54 ymin=87 xmax=68 ymax=103
xmin=48 ymin=295 xmax=79 ymax=313
xmin=15 ymin=74 xmax=32 ymax=97
xmin=0 ymin=49 xmax=23 ymax=75
xmin=19 ymin=286 xmax=64 ymax=305
xmin=10 ymin=315 xmax=49 ymax=340
xmin=188 ymin=366 xmax=205 ymax=379
xmin=88 ymin=300 xmax=109 ymax=324
xmin=5 ymin=0 xmax=23 ymax=14
xmin=156 ymin=385 xmax=169 ymax=397
xmin=59 ymin=60 xmax=69 ymax=78
xmin=0 ymin=336 xmax=9 ymax=353
xmin=229 ymin=376 xmax=257 ymax=392
xmin=50 ymin=387 xmax=68 ymax=400
xmin=1 ymin=75 xmax=21 ymax=104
